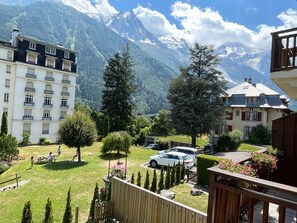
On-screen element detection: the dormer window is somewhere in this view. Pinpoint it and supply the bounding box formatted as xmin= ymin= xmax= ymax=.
xmin=64 ymin=51 xmax=70 ymax=59
xmin=26 ymin=52 xmax=37 ymax=64
xmin=247 ymin=97 xmax=258 ymax=103
xmin=46 ymin=57 xmax=55 ymax=68
xmin=45 ymin=46 xmax=56 ymax=55
xmin=29 ymin=42 xmax=36 ymax=50
xmin=63 ymin=62 xmax=70 ymax=71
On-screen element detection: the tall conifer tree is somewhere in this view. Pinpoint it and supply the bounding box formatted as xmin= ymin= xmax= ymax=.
xmin=1 ymin=113 xmax=8 ymax=136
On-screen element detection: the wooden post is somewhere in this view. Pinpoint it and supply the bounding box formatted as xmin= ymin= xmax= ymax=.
xmin=94 ymin=199 xmax=98 ymax=223
xmin=15 ymin=173 xmax=19 ymax=187
xmin=75 ymin=205 xmax=79 ymax=223
xmin=207 ymin=172 xmax=216 ymax=223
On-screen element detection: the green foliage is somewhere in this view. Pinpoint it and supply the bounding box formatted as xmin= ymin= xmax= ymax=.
xmin=134 ymin=126 xmax=151 ymax=146
xmin=165 ymin=166 xmax=171 ymax=189
xmin=150 ymin=169 xmax=157 ymax=192
xmin=158 ymin=166 xmax=165 ymax=191
xmin=102 ymin=115 xmax=110 ymax=137
xmin=43 ymin=198 xmax=53 ymax=223
xmin=90 ymin=110 xmax=104 ymax=136
xmin=101 ymin=44 xmax=137 ymax=132
xmin=1 ymin=113 xmax=8 ymax=136
xmin=151 ymin=110 xmax=174 ymax=135
xmin=168 ymin=43 xmax=227 ymax=147
xmin=106 ymin=183 xmax=111 ymax=201
xmin=63 ymin=188 xmax=72 ymax=223
xmin=44 ymin=139 xmax=51 ymax=145
xmin=251 ymin=152 xmax=278 ymax=172
xmin=197 ymin=154 xmax=224 ymax=186
xmin=0 ymin=161 xmax=9 ymax=174
xmin=144 ymin=170 xmax=150 ymax=190
xmin=59 ymin=111 xmax=97 ymax=162
xmin=170 ymin=164 xmax=176 ymax=186
xmin=101 ymin=131 xmax=132 ymax=154
xmin=130 ymin=115 xmax=151 ymax=145
xmin=22 ymin=201 xmax=32 ymax=223
xmin=130 ymin=173 xmax=135 ymax=184
xmin=0 ymin=134 xmax=19 ymax=163
xmin=248 ymin=124 xmax=271 ymax=145
xmin=267 ymin=145 xmax=283 ymax=158
xmin=39 ymin=137 xmax=47 ymax=145
xmin=175 ymin=163 xmax=181 ymax=185
xmin=158 ymin=139 xmax=170 ymax=151
xmin=21 ymin=132 xmax=30 ymax=146
xmin=217 ymin=129 xmax=242 ymax=152
xmin=136 ymin=171 xmax=142 ymax=187
xmin=181 ymin=161 xmax=186 ymax=182
xmin=89 ymin=183 xmax=99 ymax=219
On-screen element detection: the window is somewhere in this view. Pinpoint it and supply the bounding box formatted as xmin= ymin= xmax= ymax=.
xmin=62 ymin=87 xmax=68 ymax=93
xmin=64 ymin=51 xmax=70 ymax=59
xmin=46 ymin=71 xmax=53 ymax=78
xmin=60 ymin=111 xmax=66 ymax=119
xmin=23 ymin=123 xmax=31 ymax=134
xmin=247 ymin=97 xmax=258 ymax=103
xmin=241 ymin=111 xmax=262 ymax=121
xmin=63 ymin=62 xmax=70 ymax=71
xmin=226 ymin=111 xmax=233 ymax=120
xmin=45 ymin=46 xmax=56 ymax=55
xmin=6 ymin=65 xmax=11 ymax=73
xmin=24 ymin=109 xmax=32 ymax=119
xmin=7 ymin=51 xmax=13 ymax=60
xmin=243 ymin=126 xmax=251 ymax=140
xmin=27 ymin=54 xmax=36 ymax=64
xmin=5 ymin=79 xmax=10 ymax=87
xmin=45 ymin=84 xmax=52 ymax=91
xmin=43 ymin=110 xmax=50 ymax=118
xmin=29 ymin=42 xmax=36 ymax=50
xmin=26 ymin=82 xmax=34 ymax=88
xmin=46 ymin=57 xmax=55 ymax=68
xmin=44 ymin=97 xmax=52 ymax=105
xmin=42 ymin=123 xmax=49 ymax=134
xmin=235 ymin=110 xmax=240 ymax=116
xmin=61 ymin=99 xmax=68 ymax=106
xmin=27 ymin=68 xmax=35 ymax=75
xmin=63 ymin=74 xmax=69 ymax=80
xmin=25 ymin=95 xmax=33 ymax=104
xmin=4 ymin=93 xmax=9 ymax=102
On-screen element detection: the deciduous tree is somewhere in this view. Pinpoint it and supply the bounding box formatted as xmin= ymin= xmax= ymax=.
xmin=101 ymin=131 xmax=132 ymax=155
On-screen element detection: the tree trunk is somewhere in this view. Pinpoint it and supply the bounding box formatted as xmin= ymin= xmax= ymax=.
xmin=191 ymin=134 xmax=197 ymax=148
xmin=77 ymin=147 xmax=81 ymax=162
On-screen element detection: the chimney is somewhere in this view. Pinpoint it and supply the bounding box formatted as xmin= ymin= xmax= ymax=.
xmin=11 ymin=28 xmax=20 ymax=47
xmin=248 ymin=78 xmax=252 ymax=84
xmin=244 ymin=78 xmax=248 ymax=82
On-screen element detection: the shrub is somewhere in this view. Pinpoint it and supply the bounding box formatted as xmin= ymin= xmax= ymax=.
xmin=101 ymin=131 xmax=132 ymax=154
xmin=248 ymin=124 xmax=271 ymax=145
xmin=229 ymin=129 xmax=242 ymax=149
xmin=0 ymin=161 xmax=9 ymax=174
xmin=44 ymin=139 xmax=51 ymax=145
xmin=0 ymin=135 xmax=19 ymax=163
xmin=22 ymin=201 xmax=32 ymax=223
xmin=136 ymin=171 xmax=141 ymax=187
xmin=175 ymin=163 xmax=181 ymax=185
xmin=251 ymin=152 xmax=278 ymax=172
xmin=150 ymin=169 xmax=157 ymax=192
xmin=130 ymin=173 xmax=135 ymax=184
xmin=39 ymin=137 xmax=47 ymax=145
xmin=170 ymin=164 xmax=175 ymax=186
xmin=21 ymin=132 xmax=30 ymax=146
xmin=218 ymin=159 xmax=257 ymax=177
xmin=144 ymin=170 xmax=150 ymax=190
xmin=197 ymin=154 xmax=224 ymax=186
xmin=165 ymin=166 xmax=171 ymax=189
xmin=181 ymin=161 xmax=185 ymax=182
xmin=217 ymin=129 xmax=242 ymax=152
xmin=158 ymin=139 xmax=170 ymax=151
xmin=158 ymin=166 xmax=164 ymax=191
xmin=43 ymin=198 xmax=53 ymax=223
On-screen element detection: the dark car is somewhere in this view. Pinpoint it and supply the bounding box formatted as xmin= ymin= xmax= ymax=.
xmin=146 ymin=144 xmax=160 ymax=150
xmin=203 ymin=143 xmax=214 ymax=155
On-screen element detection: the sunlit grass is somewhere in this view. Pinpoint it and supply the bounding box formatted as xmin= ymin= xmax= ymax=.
xmin=238 ymin=143 xmax=261 ymax=152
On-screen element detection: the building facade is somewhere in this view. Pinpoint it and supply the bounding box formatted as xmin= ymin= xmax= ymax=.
xmin=0 ymin=29 xmax=77 ymax=143
xmin=215 ymin=78 xmax=291 ymax=140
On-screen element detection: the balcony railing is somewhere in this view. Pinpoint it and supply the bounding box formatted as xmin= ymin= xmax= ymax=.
xmin=60 ymin=105 xmax=69 ymax=109
xmin=59 ymin=116 xmax=65 ymax=120
xmin=23 ymin=115 xmax=33 ymax=120
xmin=62 ymin=79 xmax=70 ymax=84
xmin=271 ymin=27 xmax=297 ymax=72
xmin=42 ymin=117 xmax=52 ymax=121
xmin=45 ymin=77 xmax=54 ymax=82
xmin=43 ymin=103 xmax=53 ymax=108
xmin=24 ymin=102 xmax=34 ymax=106
xmin=44 ymin=90 xmax=54 ymax=94
xmin=61 ymin=92 xmax=70 ymax=96
xmin=207 ymin=167 xmax=297 ymax=223
xmin=25 ymin=87 xmax=35 ymax=92
xmin=26 ymin=73 xmax=36 ymax=79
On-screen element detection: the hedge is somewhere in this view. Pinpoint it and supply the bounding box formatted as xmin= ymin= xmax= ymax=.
xmin=197 ymin=154 xmax=224 ymax=186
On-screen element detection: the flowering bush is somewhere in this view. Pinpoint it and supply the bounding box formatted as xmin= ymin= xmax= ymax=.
xmin=251 ymin=152 xmax=278 ymax=172
xmin=218 ymin=159 xmax=257 ymax=177
xmin=110 ymin=164 xmax=126 ymax=179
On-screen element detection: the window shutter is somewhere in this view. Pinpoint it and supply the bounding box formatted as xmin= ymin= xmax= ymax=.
xmin=257 ymin=112 xmax=262 ymax=121
xmin=228 ymin=125 xmax=233 ymax=132
xmin=241 ymin=112 xmax=246 ymax=121
xmin=230 ymin=112 xmax=233 ymax=120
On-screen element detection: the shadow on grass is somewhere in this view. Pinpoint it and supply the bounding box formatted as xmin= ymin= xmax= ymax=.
xmin=99 ymin=153 xmax=128 ymax=161
xmin=41 ymin=160 xmax=88 ymax=170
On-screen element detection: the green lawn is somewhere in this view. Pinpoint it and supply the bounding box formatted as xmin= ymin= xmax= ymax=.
xmin=238 ymin=143 xmax=261 ymax=152
xmin=157 ymin=135 xmax=209 ymax=147
xmin=0 ymin=142 xmax=208 ymax=222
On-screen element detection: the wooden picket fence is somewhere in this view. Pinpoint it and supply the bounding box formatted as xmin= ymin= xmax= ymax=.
xmin=94 ymin=200 xmax=113 ymax=223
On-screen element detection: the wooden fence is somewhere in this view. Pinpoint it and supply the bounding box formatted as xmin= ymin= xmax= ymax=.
xmin=94 ymin=200 xmax=113 ymax=223
xmin=110 ymin=177 xmax=207 ymax=223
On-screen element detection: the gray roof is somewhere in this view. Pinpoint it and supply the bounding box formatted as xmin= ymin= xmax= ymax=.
xmin=226 ymin=82 xmax=279 ymax=97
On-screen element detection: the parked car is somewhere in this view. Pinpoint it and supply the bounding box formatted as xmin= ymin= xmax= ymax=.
xmin=149 ymin=151 xmax=194 ymax=169
xmin=146 ymin=144 xmax=160 ymax=150
xmin=159 ymin=146 xmax=198 ymax=164
xmin=203 ymin=143 xmax=214 ymax=155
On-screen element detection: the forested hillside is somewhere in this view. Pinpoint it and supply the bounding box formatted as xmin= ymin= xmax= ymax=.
xmin=0 ymin=2 xmax=177 ymax=113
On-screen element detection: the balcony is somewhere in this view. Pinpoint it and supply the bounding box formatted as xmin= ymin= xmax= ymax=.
xmin=60 ymin=105 xmax=69 ymax=109
xmin=62 ymin=79 xmax=70 ymax=84
xmin=42 ymin=117 xmax=52 ymax=121
xmin=24 ymin=102 xmax=34 ymax=106
xmin=23 ymin=115 xmax=33 ymax=120
xmin=26 ymin=73 xmax=36 ymax=79
xmin=44 ymin=90 xmax=54 ymax=94
xmin=61 ymin=92 xmax=70 ymax=96
xmin=59 ymin=116 xmax=65 ymax=120
xmin=45 ymin=77 xmax=54 ymax=82
xmin=270 ymin=27 xmax=297 ymax=100
xmin=43 ymin=103 xmax=53 ymax=108
xmin=25 ymin=87 xmax=35 ymax=92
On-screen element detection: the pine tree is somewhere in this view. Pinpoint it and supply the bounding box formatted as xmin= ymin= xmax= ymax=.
xmin=150 ymin=169 xmax=157 ymax=192
xmin=144 ymin=170 xmax=150 ymax=190
xmin=131 ymin=173 xmax=135 ymax=184
xmin=63 ymin=187 xmax=72 ymax=223
xmin=171 ymin=164 xmax=176 ymax=187
xmin=136 ymin=171 xmax=142 ymax=187
xmin=43 ymin=198 xmax=53 ymax=223
xmin=158 ymin=166 xmax=165 ymax=192
xmin=101 ymin=44 xmax=137 ymax=132
xmin=102 ymin=115 xmax=110 ymax=137
xmin=181 ymin=161 xmax=186 ymax=182
xmin=22 ymin=201 xmax=32 ymax=223
xmin=165 ymin=165 xmax=171 ymax=189
xmin=0 ymin=113 xmax=8 ymax=136
xmin=89 ymin=183 xmax=99 ymax=219
xmin=176 ymin=163 xmax=181 ymax=185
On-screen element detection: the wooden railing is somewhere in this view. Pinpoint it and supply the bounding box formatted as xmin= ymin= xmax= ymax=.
xmin=207 ymin=167 xmax=297 ymax=223
xmin=271 ymin=27 xmax=297 ymax=72
xmin=110 ymin=177 xmax=207 ymax=223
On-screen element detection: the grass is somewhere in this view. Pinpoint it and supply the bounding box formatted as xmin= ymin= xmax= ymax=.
xmin=157 ymin=135 xmax=209 ymax=147
xmin=0 ymin=142 xmax=208 ymax=222
xmin=238 ymin=143 xmax=261 ymax=152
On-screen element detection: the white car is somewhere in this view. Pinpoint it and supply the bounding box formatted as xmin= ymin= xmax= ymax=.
xmin=159 ymin=146 xmax=199 ymax=164
xmin=149 ymin=151 xmax=194 ymax=169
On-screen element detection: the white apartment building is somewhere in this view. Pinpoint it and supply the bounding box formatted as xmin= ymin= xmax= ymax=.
xmin=0 ymin=29 xmax=77 ymax=143
xmin=215 ymin=78 xmax=291 ymax=140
